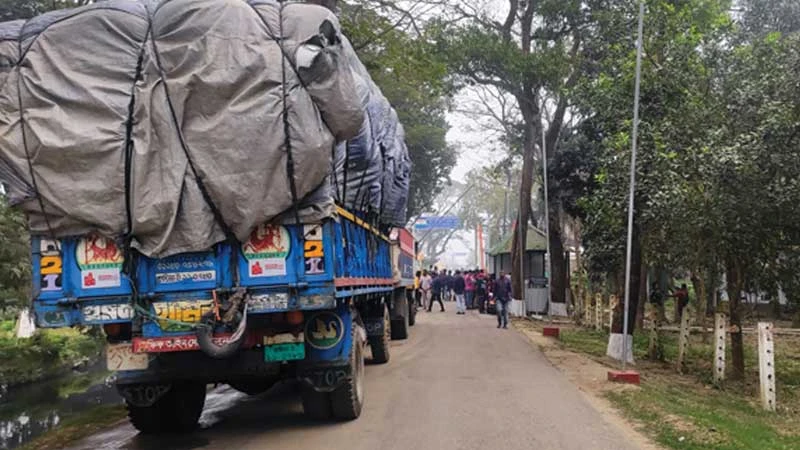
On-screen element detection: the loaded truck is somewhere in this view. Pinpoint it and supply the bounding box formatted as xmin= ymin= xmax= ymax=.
xmin=0 ymin=0 xmax=415 ymax=433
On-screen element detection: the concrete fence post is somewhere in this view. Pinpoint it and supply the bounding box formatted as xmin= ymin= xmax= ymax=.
xmin=676 ymin=305 xmax=692 ymax=374
xmin=713 ymin=312 xmax=727 ymax=384
xmin=608 ymin=295 xmax=619 ymax=331
xmin=585 ymin=300 xmax=593 ymax=328
xmin=594 ymin=293 xmax=603 ymax=331
xmin=758 ymin=322 xmax=776 ymax=412
xmin=646 ymin=302 xmax=660 ymax=360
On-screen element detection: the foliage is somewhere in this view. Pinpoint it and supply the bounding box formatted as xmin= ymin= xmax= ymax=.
xmin=340 ymin=1 xmax=457 ymax=218
xmin=0 ymin=323 xmax=104 ymax=386
xmin=0 ymin=197 xmax=31 ymax=318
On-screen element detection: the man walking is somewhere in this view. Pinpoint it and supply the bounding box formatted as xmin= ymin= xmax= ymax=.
xmin=428 ymin=272 xmax=445 ymax=312
xmin=453 ymin=270 xmax=466 ymax=314
xmin=420 ymin=270 xmax=432 ymax=311
xmin=494 ymin=271 xmax=512 ymax=328
xmin=465 ymin=270 xmax=475 ymax=309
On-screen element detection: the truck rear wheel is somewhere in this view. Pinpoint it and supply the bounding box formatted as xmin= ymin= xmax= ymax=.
xmin=331 ymin=324 xmax=365 ymax=420
xmin=127 ymin=382 xmax=206 ymax=434
xmin=368 ymin=305 xmax=390 ymax=364
xmin=391 ymin=294 xmax=409 ymax=340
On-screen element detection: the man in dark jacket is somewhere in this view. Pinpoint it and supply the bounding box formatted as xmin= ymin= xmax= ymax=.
xmin=453 ymin=270 xmax=467 ymax=314
xmin=428 ymin=272 xmax=446 ymax=312
xmin=494 ymin=271 xmax=512 ymax=328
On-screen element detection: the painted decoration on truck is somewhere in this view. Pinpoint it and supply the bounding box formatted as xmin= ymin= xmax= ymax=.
xmin=155 ymin=253 xmax=216 ymax=285
xmin=76 ymin=234 xmax=123 ymax=288
xmin=39 ymin=239 xmax=62 ymax=292
xmin=305 ymin=311 xmax=344 ymax=350
xmin=152 ymin=300 xmax=215 ymax=331
xmin=242 ymin=224 xmax=290 ymax=277
xmin=303 ymin=224 xmax=325 ymax=275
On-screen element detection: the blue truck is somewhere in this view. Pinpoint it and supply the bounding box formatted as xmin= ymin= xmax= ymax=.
xmin=31 ymin=207 xmax=416 ymax=432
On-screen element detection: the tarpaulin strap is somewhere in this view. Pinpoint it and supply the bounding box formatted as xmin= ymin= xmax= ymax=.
xmin=145 ymin=7 xmax=237 ymax=245
xmin=276 ymin=2 xmax=303 ymax=227
xmin=15 ymin=30 xmax=60 ymax=253
xmin=120 ymin=23 xmax=151 ymax=309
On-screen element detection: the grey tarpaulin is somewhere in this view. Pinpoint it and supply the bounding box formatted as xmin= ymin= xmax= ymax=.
xmin=0 ymin=0 xmax=410 ymax=258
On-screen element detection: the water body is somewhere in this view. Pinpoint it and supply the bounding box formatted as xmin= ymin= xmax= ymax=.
xmin=0 ymin=365 xmax=121 ymax=449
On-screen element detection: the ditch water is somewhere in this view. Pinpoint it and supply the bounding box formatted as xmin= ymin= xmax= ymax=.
xmin=0 ymin=364 xmax=121 ymax=449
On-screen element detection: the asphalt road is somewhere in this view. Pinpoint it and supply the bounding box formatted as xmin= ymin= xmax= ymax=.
xmin=69 ymin=308 xmax=642 ymax=450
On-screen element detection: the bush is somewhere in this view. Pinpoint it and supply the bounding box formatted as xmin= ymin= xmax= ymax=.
xmin=0 ymin=327 xmax=104 ymax=386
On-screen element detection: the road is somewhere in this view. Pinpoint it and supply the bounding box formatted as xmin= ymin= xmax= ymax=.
xmin=69 ymin=308 xmax=643 ymax=450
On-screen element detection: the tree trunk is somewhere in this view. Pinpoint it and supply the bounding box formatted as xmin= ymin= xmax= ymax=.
xmin=727 ymin=260 xmax=745 ymax=379
xmin=511 ymin=89 xmax=538 ymax=300
xmin=636 ymin=263 xmax=646 ymax=330
xmin=549 ymin=216 xmax=567 ymax=305
xmin=625 ymin=223 xmax=643 ymax=335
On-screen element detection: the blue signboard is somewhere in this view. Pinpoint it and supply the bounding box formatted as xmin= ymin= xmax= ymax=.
xmin=413 ymin=215 xmax=461 ymax=230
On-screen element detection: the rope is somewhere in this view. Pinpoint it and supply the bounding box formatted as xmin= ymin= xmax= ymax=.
xmin=145 ymin=5 xmax=237 ymax=244
xmin=15 ymin=26 xmax=60 ymax=253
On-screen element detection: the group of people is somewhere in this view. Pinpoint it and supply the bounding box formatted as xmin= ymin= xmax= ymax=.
xmin=413 ymin=267 xmax=513 ymax=329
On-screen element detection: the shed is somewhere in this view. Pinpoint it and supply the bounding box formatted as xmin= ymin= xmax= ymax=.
xmin=487 ymin=226 xmax=547 ymax=286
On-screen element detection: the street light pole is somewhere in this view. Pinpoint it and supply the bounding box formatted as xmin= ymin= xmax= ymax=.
xmin=541 ymin=123 xmax=551 ymax=314
xmin=621 ymin=0 xmax=645 ymax=371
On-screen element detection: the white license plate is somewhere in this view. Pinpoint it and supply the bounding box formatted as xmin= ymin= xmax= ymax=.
xmin=106 ymin=343 xmax=148 ymax=371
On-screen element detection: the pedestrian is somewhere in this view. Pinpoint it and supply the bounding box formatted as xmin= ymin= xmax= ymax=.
xmin=494 ymin=271 xmax=512 ymax=329
xmin=454 ymin=270 xmax=466 ymax=314
xmin=414 ymin=271 xmax=423 ymax=308
xmin=465 ymin=270 xmax=476 ymax=309
xmin=475 ymin=270 xmax=487 ymax=313
xmin=670 ymin=283 xmax=690 ymax=322
xmin=420 ymin=270 xmax=432 ymax=311
xmin=428 ymin=272 xmax=445 ymax=312
xmin=445 ymin=270 xmax=455 ymax=302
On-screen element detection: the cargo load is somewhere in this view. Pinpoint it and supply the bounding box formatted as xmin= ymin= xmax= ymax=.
xmin=0 ymin=0 xmax=411 ymax=258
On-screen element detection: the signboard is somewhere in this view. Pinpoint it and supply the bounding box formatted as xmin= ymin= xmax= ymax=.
xmin=413 ymin=216 xmax=460 ymax=231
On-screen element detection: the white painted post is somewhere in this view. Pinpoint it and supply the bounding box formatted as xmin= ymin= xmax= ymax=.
xmin=594 ymin=293 xmax=603 ymax=331
xmin=713 ymin=312 xmax=727 ymax=384
xmin=758 ymin=322 xmax=776 ymax=411
xmin=583 ymin=294 xmax=594 ymax=327
xmin=608 ymin=295 xmax=619 ymax=331
xmin=676 ymin=305 xmax=692 ymax=373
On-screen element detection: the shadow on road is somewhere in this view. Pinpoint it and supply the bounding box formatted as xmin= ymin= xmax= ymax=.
xmin=121 ymin=381 xmax=339 ymax=450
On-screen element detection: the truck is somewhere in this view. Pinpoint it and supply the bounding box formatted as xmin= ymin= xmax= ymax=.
xmin=3 ymin=0 xmax=416 ymax=433
xmin=31 ymin=207 xmax=416 ymax=432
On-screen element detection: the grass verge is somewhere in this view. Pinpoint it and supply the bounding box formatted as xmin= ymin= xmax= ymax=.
xmin=555 ymin=326 xmax=800 ymax=450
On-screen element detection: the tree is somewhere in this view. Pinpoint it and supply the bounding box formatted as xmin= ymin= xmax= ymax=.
xmin=434 ymin=0 xmax=587 ymax=301
xmin=0 ymin=197 xmax=30 ymax=319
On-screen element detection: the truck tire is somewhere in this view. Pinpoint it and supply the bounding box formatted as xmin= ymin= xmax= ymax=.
xmin=331 ymin=324 xmax=365 ymax=421
xmin=127 ymin=382 xmax=206 ymax=434
xmin=391 ymin=294 xmax=409 ymax=340
xmin=301 ymin=388 xmax=332 ymax=420
xmin=408 ymin=292 xmax=416 ymax=326
xmin=368 ymin=305 xmax=390 ymax=364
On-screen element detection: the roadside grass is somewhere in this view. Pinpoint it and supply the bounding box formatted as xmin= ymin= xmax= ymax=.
xmin=557 ymin=326 xmax=800 ymax=450
xmin=19 ymin=404 xmax=127 ymax=450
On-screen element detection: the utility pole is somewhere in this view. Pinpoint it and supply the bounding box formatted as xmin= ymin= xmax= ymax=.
xmin=621 ymin=1 xmax=646 ymax=370
xmin=542 ymin=124 xmax=551 ymax=312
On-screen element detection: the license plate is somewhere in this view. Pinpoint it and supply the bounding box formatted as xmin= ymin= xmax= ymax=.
xmin=264 ymin=332 xmax=305 ymax=362
xmin=106 ymin=343 xmax=148 ymax=371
